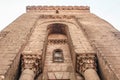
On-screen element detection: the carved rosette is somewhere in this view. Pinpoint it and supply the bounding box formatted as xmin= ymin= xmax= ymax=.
xmin=76 ymin=53 xmax=97 ymax=74
xmin=21 ymin=53 xmax=42 ymax=76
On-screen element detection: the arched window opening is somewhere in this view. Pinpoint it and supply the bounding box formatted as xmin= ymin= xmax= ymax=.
xmin=53 ymin=49 xmax=64 ymax=62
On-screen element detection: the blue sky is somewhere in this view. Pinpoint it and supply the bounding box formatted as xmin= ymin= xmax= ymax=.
xmin=0 ymin=0 xmax=120 ymax=31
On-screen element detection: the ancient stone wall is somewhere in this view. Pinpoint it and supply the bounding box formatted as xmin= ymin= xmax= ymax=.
xmin=0 ymin=13 xmax=39 ymax=80
xmin=78 ymin=13 xmax=120 ymax=80
xmin=0 ymin=6 xmax=120 ymax=80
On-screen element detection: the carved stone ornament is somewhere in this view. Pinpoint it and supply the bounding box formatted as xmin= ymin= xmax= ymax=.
xmin=39 ymin=15 xmax=75 ymax=19
xmin=76 ymin=53 xmax=97 ymax=74
xmin=21 ymin=53 xmax=42 ymax=76
xmin=26 ymin=6 xmax=90 ymax=10
xmin=48 ymin=39 xmax=67 ymax=44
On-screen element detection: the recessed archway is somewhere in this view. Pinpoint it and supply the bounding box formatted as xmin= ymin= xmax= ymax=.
xmin=47 ymin=23 xmax=67 ymax=36
xmin=47 ymin=23 xmax=68 ymax=44
xmin=44 ymin=23 xmax=75 ymax=79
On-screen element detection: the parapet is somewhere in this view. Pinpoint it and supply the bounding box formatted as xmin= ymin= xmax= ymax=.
xmin=26 ymin=6 xmax=90 ymax=12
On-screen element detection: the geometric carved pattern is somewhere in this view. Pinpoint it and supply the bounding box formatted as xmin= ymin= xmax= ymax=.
xmin=21 ymin=53 xmax=42 ymax=76
xmin=76 ymin=53 xmax=97 ymax=75
xmin=48 ymin=39 xmax=67 ymax=44
xmin=39 ymin=15 xmax=75 ymax=19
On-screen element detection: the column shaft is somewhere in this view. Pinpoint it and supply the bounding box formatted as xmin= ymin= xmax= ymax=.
xmin=19 ymin=69 xmax=35 ymax=80
xmin=84 ymin=69 xmax=100 ymax=80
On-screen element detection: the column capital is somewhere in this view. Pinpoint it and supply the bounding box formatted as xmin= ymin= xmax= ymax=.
xmin=21 ymin=53 xmax=42 ymax=76
xmin=76 ymin=53 xmax=97 ymax=74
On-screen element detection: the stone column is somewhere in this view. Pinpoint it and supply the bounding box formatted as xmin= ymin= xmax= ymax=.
xmin=84 ymin=69 xmax=100 ymax=80
xmin=19 ymin=53 xmax=42 ymax=80
xmin=19 ymin=69 xmax=35 ymax=80
xmin=76 ymin=53 xmax=100 ymax=80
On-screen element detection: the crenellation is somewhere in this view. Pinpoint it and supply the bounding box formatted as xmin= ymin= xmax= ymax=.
xmin=27 ymin=6 xmax=90 ymax=10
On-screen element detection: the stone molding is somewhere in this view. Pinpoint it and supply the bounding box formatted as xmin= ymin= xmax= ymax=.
xmin=21 ymin=53 xmax=42 ymax=76
xmin=26 ymin=6 xmax=90 ymax=10
xmin=48 ymin=39 xmax=67 ymax=44
xmin=39 ymin=15 xmax=75 ymax=19
xmin=76 ymin=53 xmax=97 ymax=74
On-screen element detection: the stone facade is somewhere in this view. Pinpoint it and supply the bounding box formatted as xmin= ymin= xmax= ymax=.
xmin=0 ymin=6 xmax=120 ymax=80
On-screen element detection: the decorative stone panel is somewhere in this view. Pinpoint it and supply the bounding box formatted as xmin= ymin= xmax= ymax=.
xmin=48 ymin=39 xmax=67 ymax=44
xmin=76 ymin=53 xmax=97 ymax=75
xmin=39 ymin=15 xmax=75 ymax=19
xmin=21 ymin=53 xmax=42 ymax=76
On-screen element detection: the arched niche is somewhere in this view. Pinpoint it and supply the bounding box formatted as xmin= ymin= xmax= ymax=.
xmin=47 ymin=23 xmax=68 ymax=44
xmin=47 ymin=23 xmax=67 ymax=36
